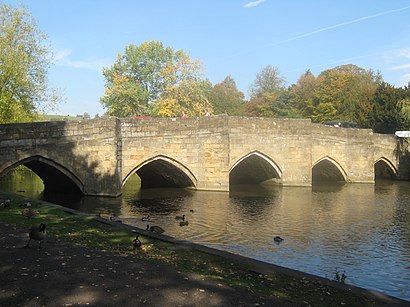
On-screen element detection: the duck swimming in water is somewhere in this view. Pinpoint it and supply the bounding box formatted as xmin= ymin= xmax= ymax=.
xmin=179 ymin=220 xmax=189 ymax=227
xmin=175 ymin=214 xmax=185 ymax=221
xmin=273 ymin=236 xmax=284 ymax=243
xmin=146 ymin=224 xmax=165 ymax=234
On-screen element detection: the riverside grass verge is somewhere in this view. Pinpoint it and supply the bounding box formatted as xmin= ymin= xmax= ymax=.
xmin=0 ymin=192 xmax=389 ymax=307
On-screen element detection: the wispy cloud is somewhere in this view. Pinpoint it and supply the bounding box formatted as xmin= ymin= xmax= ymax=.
xmin=385 ymin=48 xmax=410 ymax=85
xmin=54 ymin=49 xmax=109 ymax=71
xmin=267 ymin=5 xmax=410 ymax=47
xmin=390 ymin=48 xmax=410 ymax=70
xmin=229 ymin=5 xmax=410 ymax=58
xmin=244 ymin=0 xmax=266 ymax=9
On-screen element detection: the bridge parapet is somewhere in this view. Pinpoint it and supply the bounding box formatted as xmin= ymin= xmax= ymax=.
xmin=0 ymin=116 xmax=405 ymax=196
xmin=0 ymin=118 xmax=122 ymax=196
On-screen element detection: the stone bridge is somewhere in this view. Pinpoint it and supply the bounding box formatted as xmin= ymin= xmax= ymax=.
xmin=0 ymin=116 xmax=408 ymax=197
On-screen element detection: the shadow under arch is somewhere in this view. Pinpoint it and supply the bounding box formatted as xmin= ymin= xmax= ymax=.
xmin=374 ymin=157 xmax=398 ymax=180
xmin=123 ymin=155 xmax=197 ymax=189
xmin=229 ymin=151 xmax=282 ymax=185
xmin=0 ymin=155 xmax=84 ymax=194
xmin=312 ymin=156 xmax=347 ymax=184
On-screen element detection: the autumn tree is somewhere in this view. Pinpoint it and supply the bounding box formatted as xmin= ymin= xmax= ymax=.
xmin=101 ymin=41 xmax=208 ymax=117
xmin=153 ymin=79 xmax=213 ymax=117
xmin=309 ymin=64 xmax=381 ymax=124
xmin=207 ymin=75 xmax=245 ymax=115
xmin=0 ymin=3 xmax=59 ymax=123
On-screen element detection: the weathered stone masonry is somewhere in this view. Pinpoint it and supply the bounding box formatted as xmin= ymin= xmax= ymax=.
xmin=0 ymin=116 xmax=407 ymax=197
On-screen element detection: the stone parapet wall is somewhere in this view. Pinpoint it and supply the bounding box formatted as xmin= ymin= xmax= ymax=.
xmin=311 ymin=124 xmax=375 ymax=182
xmin=0 ymin=116 xmax=404 ymax=196
xmin=0 ymin=118 xmax=121 ymax=196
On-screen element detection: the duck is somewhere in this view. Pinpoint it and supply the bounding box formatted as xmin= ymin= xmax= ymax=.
xmin=141 ymin=215 xmax=150 ymax=222
xmin=273 ymin=236 xmax=284 ymax=243
xmin=179 ymin=220 xmax=189 ymax=227
xmin=0 ymin=199 xmax=11 ymax=208
xmin=25 ymin=223 xmax=47 ymax=249
xmin=189 ymin=209 xmax=194 ymax=213
xmin=146 ymin=224 xmax=165 ymax=234
xmin=19 ymin=202 xmax=31 ymax=208
xmin=21 ymin=208 xmax=39 ymax=219
xmin=132 ymin=235 xmax=142 ymax=250
xmin=109 ymin=213 xmax=122 ymax=223
xmin=175 ymin=214 xmax=185 ymax=221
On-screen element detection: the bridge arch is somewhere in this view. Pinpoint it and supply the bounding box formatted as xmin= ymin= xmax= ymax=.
xmin=0 ymin=155 xmax=84 ymax=194
xmin=229 ymin=151 xmax=282 ymax=185
xmin=374 ymin=157 xmax=398 ymax=179
xmin=123 ymin=155 xmax=197 ymax=189
xmin=312 ymin=156 xmax=348 ymax=183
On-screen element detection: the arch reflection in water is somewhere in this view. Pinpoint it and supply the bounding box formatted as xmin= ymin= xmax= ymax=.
xmin=1 ymin=170 xmax=409 ymax=301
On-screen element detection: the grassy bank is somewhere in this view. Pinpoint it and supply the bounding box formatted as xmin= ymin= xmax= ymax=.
xmin=0 ymin=192 xmax=387 ymax=306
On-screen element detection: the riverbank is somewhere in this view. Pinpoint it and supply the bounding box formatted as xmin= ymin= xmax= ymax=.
xmin=0 ymin=191 xmax=408 ymax=307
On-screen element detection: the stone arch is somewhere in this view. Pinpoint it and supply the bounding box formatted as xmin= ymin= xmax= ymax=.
xmin=0 ymin=155 xmax=84 ymax=194
xmin=229 ymin=151 xmax=282 ymax=185
xmin=312 ymin=156 xmax=347 ymax=183
xmin=123 ymin=155 xmax=197 ymax=189
xmin=374 ymin=157 xmax=397 ymax=179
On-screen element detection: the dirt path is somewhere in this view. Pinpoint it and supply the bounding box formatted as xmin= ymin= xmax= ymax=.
xmin=0 ymin=222 xmax=297 ymax=307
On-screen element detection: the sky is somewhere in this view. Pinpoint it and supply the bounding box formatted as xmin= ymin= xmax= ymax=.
xmin=5 ymin=0 xmax=410 ymax=117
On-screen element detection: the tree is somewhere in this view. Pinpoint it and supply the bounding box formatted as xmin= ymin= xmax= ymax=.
xmin=207 ymin=75 xmax=245 ymax=115
xmin=288 ymin=70 xmax=317 ymax=117
xmin=249 ymin=65 xmax=285 ymax=99
xmin=310 ymin=64 xmax=381 ymax=124
xmin=369 ymin=82 xmax=410 ymax=133
xmin=246 ymin=65 xmax=286 ymax=117
xmin=0 ymin=3 xmax=59 ymax=123
xmin=101 ymin=41 xmax=204 ymax=117
xmin=153 ymin=79 xmax=213 ymax=117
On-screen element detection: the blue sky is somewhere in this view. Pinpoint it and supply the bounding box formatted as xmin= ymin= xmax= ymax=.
xmin=6 ymin=0 xmax=410 ymax=116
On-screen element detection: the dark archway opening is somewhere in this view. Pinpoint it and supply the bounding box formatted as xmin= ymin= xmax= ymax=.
xmin=374 ymin=160 xmax=397 ymax=180
xmin=24 ymin=160 xmax=82 ymax=195
xmin=312 ymin=159 xmax=346 ymax=184
xmin=230 ymin=154 xmax=281 ymax=185
xmin=136 ymin=159 xmax=195 ymax=189
xmin=0 ymin=156 xmax=83 ymax=197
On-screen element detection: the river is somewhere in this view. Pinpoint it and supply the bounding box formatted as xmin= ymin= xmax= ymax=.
xmin=1 ymin=170 xmax=409 ymax=301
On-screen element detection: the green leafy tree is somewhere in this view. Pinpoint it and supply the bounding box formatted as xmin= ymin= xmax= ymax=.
xmin=0 ymin=3 xmax=59 ymax=123
xmin=288 ymin=70 xmax=317 ymax=117
xmin=270 ymin=90 xmax=303 ymax=118
xmin=310 ymin=64 xmax=381 ymax=124
xmin=207 ymin=75 xmax=245 ymax=115
xmin=101 ymin=41 xmax=205 ymax=117
xmin=369 ymin=82 xmax=410 ymax=133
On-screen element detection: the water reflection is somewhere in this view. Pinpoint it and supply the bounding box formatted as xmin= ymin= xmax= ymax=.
xmin=1 ymin=170 xmax=409 ymax=301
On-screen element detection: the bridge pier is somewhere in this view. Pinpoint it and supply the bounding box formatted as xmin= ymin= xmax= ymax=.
xmin=0 ymin=116 xmax=406 ymax=197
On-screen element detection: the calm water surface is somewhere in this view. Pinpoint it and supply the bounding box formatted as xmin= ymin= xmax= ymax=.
xmin=2 ymin=172 xmax=410 ymax=301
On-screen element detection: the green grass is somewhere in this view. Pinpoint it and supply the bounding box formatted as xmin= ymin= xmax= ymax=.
xmin=0 ymin=191 xmax=382 ymax=307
